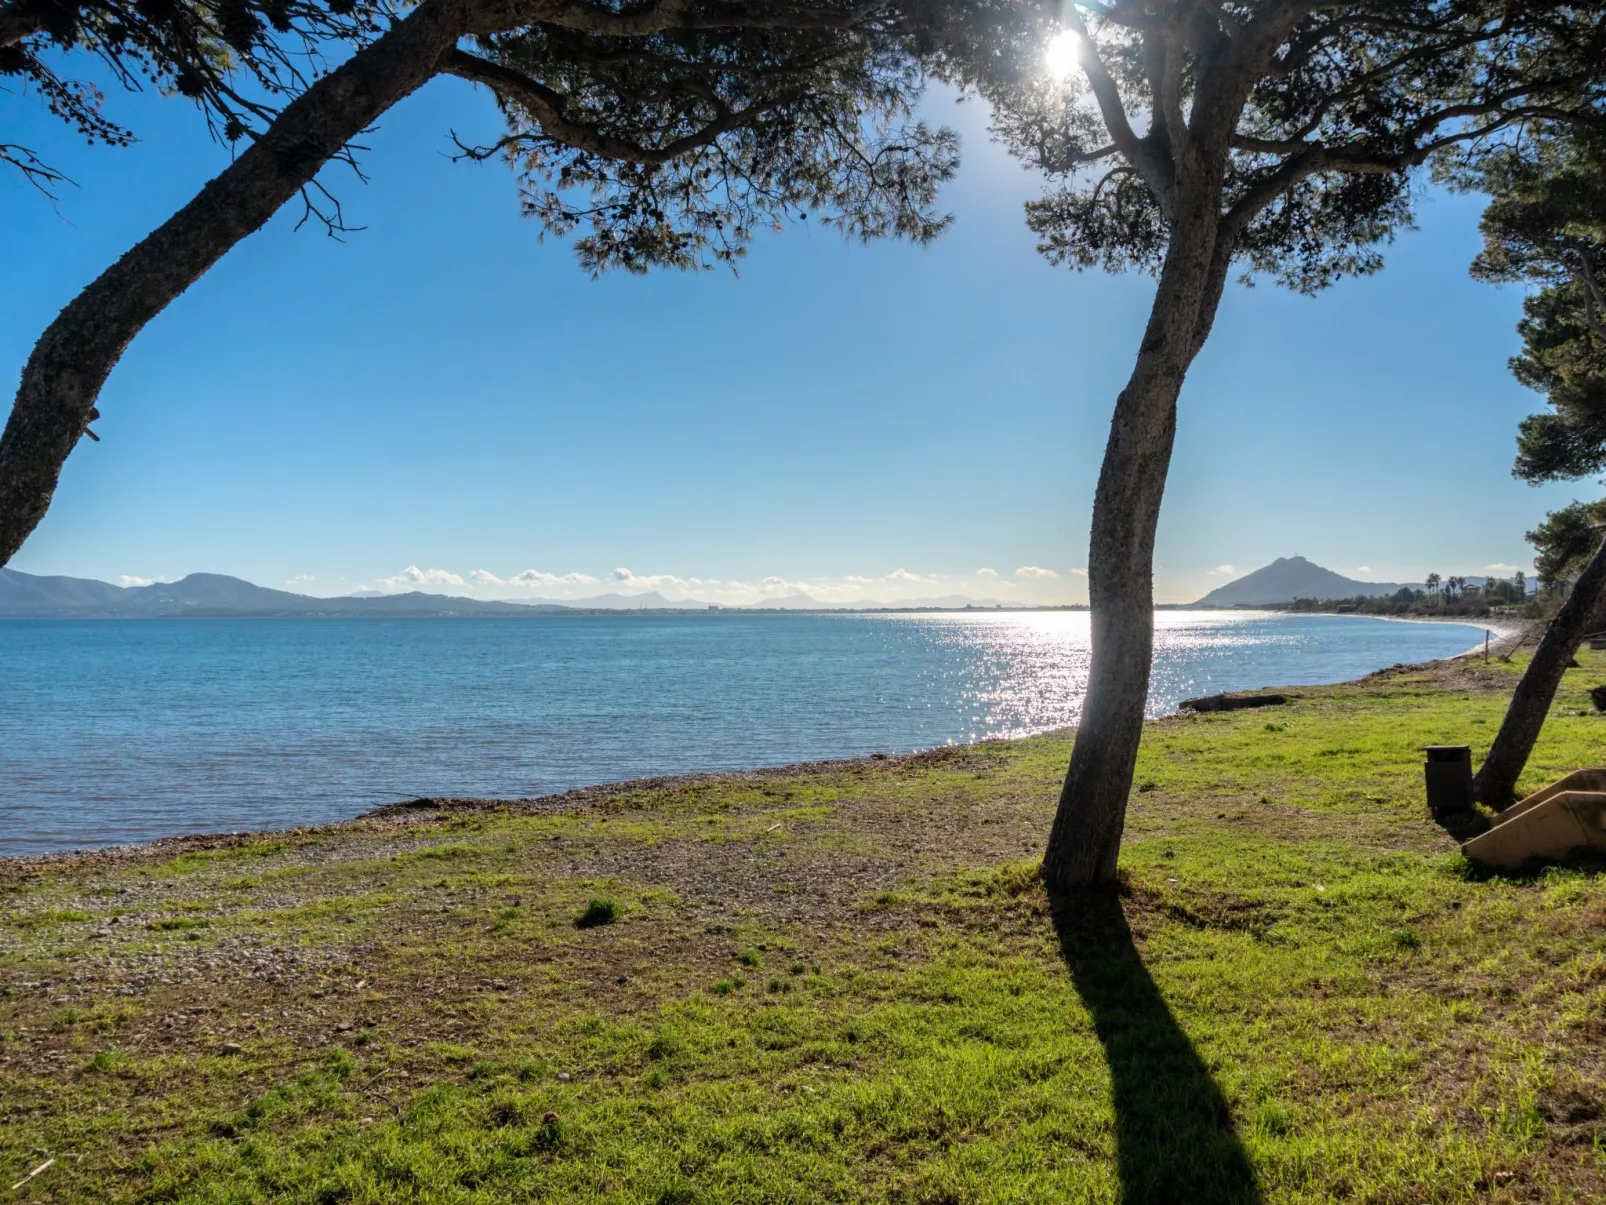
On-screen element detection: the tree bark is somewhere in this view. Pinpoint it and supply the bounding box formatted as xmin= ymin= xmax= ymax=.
xmin=1472 ymin=532 xmax=1606 ymax=807
xmin=1042 ymin=202 xmax=1227 ymax=892
xmin=0 ymin=0 xmax=468 ymax=567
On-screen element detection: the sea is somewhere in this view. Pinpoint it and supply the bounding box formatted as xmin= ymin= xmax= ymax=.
xmin=0 ymin=610 xmax=1486 ymax=855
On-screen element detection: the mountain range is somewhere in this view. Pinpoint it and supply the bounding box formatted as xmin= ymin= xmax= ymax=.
xmin=0 ymin=570 xmax=568 ymax=617
xmin=0 ymin=570 xmax=1018 ymax=618
xmin=3 ymin=559 xmax=1475 ymax=616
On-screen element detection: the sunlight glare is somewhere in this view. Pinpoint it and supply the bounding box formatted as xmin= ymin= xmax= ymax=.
xmin=1044 ymin=28 xmax=1081 ymax=80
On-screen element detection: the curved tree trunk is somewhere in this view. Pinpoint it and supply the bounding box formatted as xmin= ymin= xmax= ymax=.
xmin=1043 ymin=203 xmax=1229 ymax=892
xmin=0 ymin=0 xmax=468 ymax=567
xmin=1472 ymin=532 xmax=1606 ymax=807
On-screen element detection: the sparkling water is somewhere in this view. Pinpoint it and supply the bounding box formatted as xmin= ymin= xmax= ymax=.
xmin=0 ymin=610 xmax=1482 ymax=854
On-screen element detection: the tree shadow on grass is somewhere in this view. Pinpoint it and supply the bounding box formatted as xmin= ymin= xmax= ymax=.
xmin=1050 ymin=889 xmax=1262 ymax=1205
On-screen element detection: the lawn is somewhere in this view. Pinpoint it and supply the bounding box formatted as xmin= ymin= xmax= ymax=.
xmin=2 ymin=651 xmax=1604 ymax=1203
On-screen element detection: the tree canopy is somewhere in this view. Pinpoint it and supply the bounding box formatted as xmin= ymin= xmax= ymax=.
xmin=942 ymin=0 xmax=1606 ymax=297
xmin=1452 ymin=98 xmax=1606 ymax=804
xmin=921 ymin=0 xmax=1606 ymax=887
xmin=0 ymin=0 xmax=382 ymax=194
xmin=1473 ymin=126 xmax=1606 ymax=484
xmin=1463 ymin=124 xmax=1606 ymax=595
xmin=1525 ymin=499 xmax=1606 ymax=588
xmin=449 ymin=6 xmax=957 ymax=273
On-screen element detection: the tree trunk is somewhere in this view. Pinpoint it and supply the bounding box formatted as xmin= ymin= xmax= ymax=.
xmin=0 ymin=0 xmax=467 ymax=567
xmin=1472 ymin=532 xmax=1606 ymax=807
xmin=1043 ymin=206 xmax=1228 ymax=892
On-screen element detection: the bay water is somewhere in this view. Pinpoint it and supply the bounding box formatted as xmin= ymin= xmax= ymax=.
xmin=0 ymin=610 xmax=1483 ymax=854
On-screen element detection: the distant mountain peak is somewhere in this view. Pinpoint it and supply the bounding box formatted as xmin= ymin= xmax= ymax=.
xmin=1193 ymin=557 xmax=1404 ymax=607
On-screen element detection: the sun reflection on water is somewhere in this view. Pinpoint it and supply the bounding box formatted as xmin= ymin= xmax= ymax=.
xmin=862 ymin=609 xmax=1436 ymax=742
xmin=0 ymin=610 xmax=1484 ymax=853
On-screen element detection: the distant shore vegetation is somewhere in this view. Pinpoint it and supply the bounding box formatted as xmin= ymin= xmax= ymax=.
xmin=1260 ymin=570 xmax=1541 ymax=620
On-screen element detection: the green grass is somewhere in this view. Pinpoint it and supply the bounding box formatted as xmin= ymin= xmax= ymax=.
xmin=2 ymin=653 xmax=1605 ymax=1201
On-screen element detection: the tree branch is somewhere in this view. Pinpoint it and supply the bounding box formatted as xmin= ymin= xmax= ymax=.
xmin=1155 ymin=26 xmax=1189 ymax=171
xmin=466 ymin=0 xmax=887 ymax=38
xmin=1091 ymin=162 xmax=1136 ymax=200
xmin=1060 ymin=7 xmax=1144 ymax=165
xmin=1220 ymin=143 xmax=1324 ymax=237
xmin=1196 ymin=0 xmax=1241 ymax=39
xmin=1223 ymin=101 xmax=1585 ymax=239
xmin=1249 ymin=21 xmax=1518 ymax=147
xmin=1231 ymin=133 xmax=1319 ymax=155
xmin=1060 ymin=6 xmax=1175 ymax=213
xmin=442 ymin=47 xmax=793 ymax=165
xmin=0 ymin=142 xmax=71 ymax=200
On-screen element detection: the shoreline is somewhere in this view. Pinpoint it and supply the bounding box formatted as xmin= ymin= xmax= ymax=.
xmin=1359 ymin=611 xmax=1534 ymax=656
xmin=6 ymin=637 xmax=1602 ymax=1199
xmin=1 ymin=617 xmax=1541 ymax=874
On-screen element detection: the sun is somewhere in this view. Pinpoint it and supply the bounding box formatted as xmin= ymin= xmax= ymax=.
xmin=1044 ymin=28 xmax=1081 ymax=80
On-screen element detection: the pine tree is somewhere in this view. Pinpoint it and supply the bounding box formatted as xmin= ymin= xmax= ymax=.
xmin=1470 ymin=127 xmax=1606 ymax=804
xmin=935 ymin=0 xmax=1606 ymax=886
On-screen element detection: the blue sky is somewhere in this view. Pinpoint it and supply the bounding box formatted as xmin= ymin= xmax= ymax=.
xmin=2 ymin=69 xmax=1581 ymax=605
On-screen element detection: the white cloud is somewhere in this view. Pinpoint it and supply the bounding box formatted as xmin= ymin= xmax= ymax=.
xmin=287 ymin=574 xmax=315 ymax=585
xmin=1355 ymin=566 xmax=1372 ymax=575
xmin=332 ymin=561 xmax=1090 ymax=607
xmin=1212 ymin=564 xmax=1236 ymax=576
xmin=1485 ymin=563 xmax=1520 ymax=574
xmin=118 ymin=575 xmax=154 ymax=587
xmin=608 ymin=567 xmax=690 ymax=592
xmin=760 ymin=576 xmax=812 ymax=596
xmin=509 ymin=569 xmax=599 ymax=587
xmin=379 ymin=565 xmax=465 ymax=590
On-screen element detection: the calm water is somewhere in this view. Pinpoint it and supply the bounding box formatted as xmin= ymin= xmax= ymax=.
xmin=0 ymin=610 xmax=1481 ymax=854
